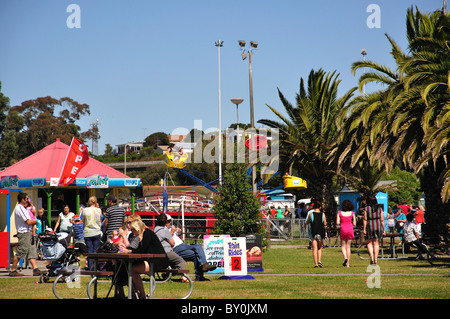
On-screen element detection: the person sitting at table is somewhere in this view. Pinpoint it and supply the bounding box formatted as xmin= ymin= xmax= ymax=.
xmin=153 ymin=214 xmax=187 ymax=280
xmin=119 ymin=219 xmax=169 ymax=299
xmin=165 ymin=214 xmax=216 ymax=281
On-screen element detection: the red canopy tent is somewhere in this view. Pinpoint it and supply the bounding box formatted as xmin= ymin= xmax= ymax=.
xmin=0 ymin=139 xmax=140 ymax=268
xmin=0 ymin=138 xmax=129 ymax=180
xmin=0 ymin=139 xmax=140 ymax=249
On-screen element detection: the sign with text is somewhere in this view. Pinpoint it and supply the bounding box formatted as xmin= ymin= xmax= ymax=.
xmin=203 ymin=235 xmax=230 ymax=273
xmin=0 ymin=175 xmax=19 ymax=189
xmin=224 ymin=237 xmax=247 ymax=277
xmin=86 ymin=174 xmax=109 ymax=188
xmin=58 ymin=137 xmax=89 ymax=186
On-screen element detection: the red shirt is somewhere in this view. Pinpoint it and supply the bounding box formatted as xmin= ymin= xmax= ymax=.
xmin=398 ymin=205 xmax=411 ymax=215
xmin=415 ymin=210 xmax=425 ymax=223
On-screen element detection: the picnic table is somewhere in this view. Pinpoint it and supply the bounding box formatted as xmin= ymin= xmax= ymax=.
xmin=86 ymin=252 xmax=166 ymax=299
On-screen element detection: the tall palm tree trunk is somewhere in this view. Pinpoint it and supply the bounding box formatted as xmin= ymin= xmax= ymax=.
xmin=421 ymin=158 xmax=450 ymax=244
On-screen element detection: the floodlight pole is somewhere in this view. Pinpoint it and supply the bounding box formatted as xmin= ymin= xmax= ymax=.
xmin=239 ymin=40 xmax=258 ymax=194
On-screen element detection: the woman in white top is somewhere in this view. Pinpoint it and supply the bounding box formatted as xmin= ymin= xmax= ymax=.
xmin=82 ymin=196 xmax=102 ymax=270
xmin=54 ymin=205 xmax=74 ymax=246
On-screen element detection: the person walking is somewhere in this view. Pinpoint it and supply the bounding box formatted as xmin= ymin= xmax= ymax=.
xmin=363 ymin=195 xmax=385 ymax=265
xmin=336 ymin=200 xmax=356 ymax=267
xmin=303 ymin=201 xmax=327 ymax=268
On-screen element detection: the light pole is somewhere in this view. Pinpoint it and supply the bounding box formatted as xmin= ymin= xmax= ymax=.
xmin=361 ymin=49 xmax=367 ymax=95
xmin=231 ymin=98 xmax=244 ymax=142
xmin=124 ymin=143 xmax=130 ymax=175
xmin=238 ymin=40 xmax=258 ymax=193
xmin=215 ymin=40 xmax=224 ymax=185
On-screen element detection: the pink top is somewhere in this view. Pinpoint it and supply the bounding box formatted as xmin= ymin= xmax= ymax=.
xmin=338 ymin=210 xmax=355 ymax=240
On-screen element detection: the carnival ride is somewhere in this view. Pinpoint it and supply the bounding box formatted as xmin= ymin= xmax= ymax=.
xmin=164 ymin=150 xmax=189 ymax=169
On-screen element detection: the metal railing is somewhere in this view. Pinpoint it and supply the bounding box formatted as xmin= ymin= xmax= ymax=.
xmin=136 ymin=216 xmax=314 ymax=243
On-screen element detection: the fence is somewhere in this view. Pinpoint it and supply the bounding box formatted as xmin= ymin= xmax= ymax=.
xmin=137 ymin=215 xmax=318 ymax=243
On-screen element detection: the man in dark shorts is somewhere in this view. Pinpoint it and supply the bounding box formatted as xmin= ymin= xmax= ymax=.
xmin=10 ymin=193 xmax=44 ymax=276
xmin=103 ymin=194 xmax=126 ymax=239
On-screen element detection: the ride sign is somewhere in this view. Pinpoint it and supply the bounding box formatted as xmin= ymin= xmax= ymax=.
xmin=224 ymin=237 xmax=247 ymax=277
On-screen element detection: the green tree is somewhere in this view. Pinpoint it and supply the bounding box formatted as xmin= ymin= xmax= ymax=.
xmin=339 ymin=7 xmax=450 ymax=241
xmin=212 ymin=163 xmax=263 ymax=237
xmin=258 ymin=69 xmax=356 ymax=226
xmin=8 ymin=96 xmax=93 ymax=159
xmin=144 ymin=132 xmax=169 ymax=148
xmin=0 ymin=81 xmax=9 ymax=138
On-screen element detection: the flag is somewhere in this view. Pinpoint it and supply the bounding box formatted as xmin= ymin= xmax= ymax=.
xmin=58 ymin=137 xmax=89 ymax=185
xmin=163 ymin=177 xmax=168 ymax=214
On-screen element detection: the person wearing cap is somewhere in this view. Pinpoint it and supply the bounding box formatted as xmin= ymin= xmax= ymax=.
xmin=103 ymin=194 xmax=126 ymax=239
xmin=166 ymin=214 xmax=216 ymax=281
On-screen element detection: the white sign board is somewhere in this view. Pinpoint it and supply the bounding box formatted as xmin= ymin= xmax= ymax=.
xmin=203 ymin=235 xmax=230 ymax=273
xmin=224 ymin=237 xmax=247 ymax=277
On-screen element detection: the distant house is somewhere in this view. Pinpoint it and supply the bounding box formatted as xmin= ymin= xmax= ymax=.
xmin=117 ymin=141 xmax=144 ymax=155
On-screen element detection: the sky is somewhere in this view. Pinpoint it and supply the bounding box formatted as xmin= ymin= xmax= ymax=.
xmin=0 ymin=0 xmax=443 ymax=155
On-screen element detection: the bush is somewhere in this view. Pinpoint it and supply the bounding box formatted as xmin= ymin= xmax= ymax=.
xmin=212 ymin=163 xmax=264 ymax=237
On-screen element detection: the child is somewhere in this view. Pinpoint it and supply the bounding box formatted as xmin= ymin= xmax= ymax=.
xmin=111 ymin=229 xmax=122 ymax=245
xmin=403 ymin=213 xmax=429 ymax=259
xmin=71 ymin=215 xmax=87 ymax=259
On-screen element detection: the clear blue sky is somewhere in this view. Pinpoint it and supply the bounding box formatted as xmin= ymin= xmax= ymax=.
xmin=0 ymin=0 xmax=443 ymax=154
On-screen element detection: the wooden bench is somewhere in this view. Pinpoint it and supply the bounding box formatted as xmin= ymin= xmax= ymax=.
xmin=56 ymin=269 xmax=114 ymax=277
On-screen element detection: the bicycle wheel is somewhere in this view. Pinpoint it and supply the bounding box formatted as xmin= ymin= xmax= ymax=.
xmin=357 ymin=243 xmax=370 ymax=260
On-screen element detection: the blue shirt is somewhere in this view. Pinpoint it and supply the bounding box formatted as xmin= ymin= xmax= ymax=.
xmin=72 ymin=222 xmax=85 ymax=243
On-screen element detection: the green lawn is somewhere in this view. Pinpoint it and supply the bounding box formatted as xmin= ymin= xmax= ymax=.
xmin=0 ymin=244 xmax=448 ymax=299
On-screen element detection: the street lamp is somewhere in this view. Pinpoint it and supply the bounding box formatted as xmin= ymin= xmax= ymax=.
xmin=361 ymin=49 xmax=367 ymax=95
xmin=238 ymin=40 xmax=258 ymax=193
xmin=123 ymin=143 xmax=130 ymax=175
xmin=215 ymin=40 xmax=224 ymax=185
xmin=231 ymin=98 xmax=244 ymax=142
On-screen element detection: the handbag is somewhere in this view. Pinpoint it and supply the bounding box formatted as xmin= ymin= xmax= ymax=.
xmin=96 ymin=239 xmax=119 ymax=253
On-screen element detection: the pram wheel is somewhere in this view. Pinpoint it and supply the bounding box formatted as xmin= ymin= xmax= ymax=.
xmin=39 ymin=274 xmax=48 ymax=283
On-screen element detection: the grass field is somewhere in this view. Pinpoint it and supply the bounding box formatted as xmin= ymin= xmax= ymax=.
xmin=0 ymin=243 xmax=448 ymax=300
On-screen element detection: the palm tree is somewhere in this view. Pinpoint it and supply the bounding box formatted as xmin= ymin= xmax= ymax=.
xmin=337 ymin=7 xmax=450 ymax=241
xmin=258 ymin=69 xmax=356 ymax=225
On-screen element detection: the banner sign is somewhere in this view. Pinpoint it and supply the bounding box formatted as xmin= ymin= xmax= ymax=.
xmin=1 ymin=176 xmax=19 ymax=189
xmin=58 ymin=137 xmax=89 ymax=186
xmin=224 ymin=237 xmax=247 ymax=277
xmin=86 ymin=174 xmax=109 ymax=188
xmin=203 ymin=234 xmax=230 ymax=273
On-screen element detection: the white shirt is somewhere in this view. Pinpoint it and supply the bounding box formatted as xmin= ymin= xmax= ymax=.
xmin=173 ymin=231 xmax=183 ymax=248
xmin=14 ymin=203 xmax=32 ymax=233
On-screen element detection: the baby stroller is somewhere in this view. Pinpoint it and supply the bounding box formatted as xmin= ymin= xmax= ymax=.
xmin=38 ymin=232 xmax=80 ymax=283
